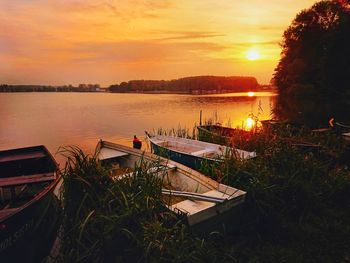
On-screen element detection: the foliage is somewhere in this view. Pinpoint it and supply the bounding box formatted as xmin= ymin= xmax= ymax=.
xmin=109 ymin=76 xmax=259 ymax=93
xmin=199 ymin=123 xmax=350 ymax=262
xmin=54 ymin=121 xmax=350 ymax=262
xmin=274 ymin=1 xmax=350 ymax=99
xmin=56 ymin=146 xmax=235 ymax=262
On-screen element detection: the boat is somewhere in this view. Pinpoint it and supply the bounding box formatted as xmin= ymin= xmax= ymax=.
xmin=342 ymin=132 xmax=350 ymax=141
xmin=0 ymin=145 xmax=61 ymax=261
xmin=95 ymin=140 xmax=246 ymax=226
xmin=145 ymin=132 xmax=256 ymax=171
xmin=310 ymin=120 xmax=350 ymax=140
xmin=260 ymin=119 xmax=303 ymax=131
xmin=331 ymin=121 xmax=350 ymax=140
xmin=197 ymin=124 xmax=252 ymax=145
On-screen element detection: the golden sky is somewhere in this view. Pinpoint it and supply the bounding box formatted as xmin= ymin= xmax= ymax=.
xmin=0 ymin=0 xmax=316 ymax=86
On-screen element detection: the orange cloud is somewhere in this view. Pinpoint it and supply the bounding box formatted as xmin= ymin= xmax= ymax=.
xmin=0 ymin=0 xmax=317 ymax=85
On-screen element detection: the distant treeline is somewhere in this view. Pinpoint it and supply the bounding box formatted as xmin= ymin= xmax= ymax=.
xmin=109 ymin=76 xmax=261 ymax=94
xmin=0 ymin=84 xmax=104 ymax=92
xmin=1 ymin=76 xmax=271 ymax=94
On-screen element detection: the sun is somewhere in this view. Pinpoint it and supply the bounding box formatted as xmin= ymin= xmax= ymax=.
xmin=246 ymin=49 xmax=260 ymax=61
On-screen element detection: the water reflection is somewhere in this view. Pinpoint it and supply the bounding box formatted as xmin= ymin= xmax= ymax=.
xmin=275 ymin=95 xmax=350 ymax=128
xmin=244 ymin=117 xmax=255 ymax=130
xmin=247 ymin=91 xmax=255 ymax=97
xmin=0 ymin=92 xmax=276 ymax=164
xmin=189 ymin=95 xmax=256 ymax=105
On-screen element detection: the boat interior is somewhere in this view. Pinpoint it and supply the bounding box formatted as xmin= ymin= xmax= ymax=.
xmin=99 ymin=146 xmax=179 ymax=182
xmin=0 ymin=146 xmax=57 ymax=217
xmin=151 ymin=135 xmax=257 ymax=160
xmin=153 ymin=138 xmax=219 ymax=158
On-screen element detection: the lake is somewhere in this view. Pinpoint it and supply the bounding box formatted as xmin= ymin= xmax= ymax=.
xmin=0 ymin=92 xmax=276 ymax=164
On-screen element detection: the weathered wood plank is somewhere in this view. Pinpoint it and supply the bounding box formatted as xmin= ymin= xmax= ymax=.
xmin=162 ymin=189 xmax=227 ymax=203
xmin=0 ymin=173 xmax=55 ymax=187
xmin=0 ymin=151 xmax=46 ymax=163
xmin=0 ymin=207 xmax=20 ymax=219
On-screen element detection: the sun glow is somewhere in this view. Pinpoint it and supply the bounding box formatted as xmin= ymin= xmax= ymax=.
xmin=245 ymin=117 xmax=255 ymax=130
xmin=246 ymin=49 xmax=260 ymax=61
xmin=247 ymin=91 xmax=255 ymax=97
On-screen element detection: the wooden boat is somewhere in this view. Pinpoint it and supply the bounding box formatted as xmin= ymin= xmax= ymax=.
xmin=0 ymin=145 xmax=61 ymax=261
xmin=342 ymin=132 xmax=350 ymax=141
xmin=309 ymin=120 xmax=350 ymax=140
xmin=95 ymin=140 xmax=246 ymax=226
xmin=145 ymin=132 xmax=256 ymax=171
xmin=260 ymin=119 xmax=303 ymax=131
xmin=197 ymin=124 xmax=252 ymax=145
xmin=332 ymin=121 xmax=350 ymax=140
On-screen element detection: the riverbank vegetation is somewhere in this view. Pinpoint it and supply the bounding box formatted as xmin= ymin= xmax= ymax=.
xmin=53 ymin=122 xmax=350 ymax=262
xmin=0 ymin=84 xmax=103 ymax=93
xmin=274 ymin=0 xmax=350 ymax=126
xmin=55 ymin=146 xmax=236 ymax=262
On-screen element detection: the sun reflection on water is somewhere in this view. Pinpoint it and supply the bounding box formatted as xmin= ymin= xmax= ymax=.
xmin=245 ymin=117 xmax=255 ymax=130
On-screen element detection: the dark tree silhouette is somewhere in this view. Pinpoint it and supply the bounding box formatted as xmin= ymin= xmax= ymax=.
xmin=274 ymin=1 xmax=350 ymax=99
xmin=109 ymin=76 xmax=260 ymax=93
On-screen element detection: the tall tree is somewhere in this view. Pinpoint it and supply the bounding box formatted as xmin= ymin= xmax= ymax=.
xmin=274 ymin=0 xmax=350 ymax=99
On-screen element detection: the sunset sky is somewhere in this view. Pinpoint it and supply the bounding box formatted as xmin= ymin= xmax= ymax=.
xmin=0 ymin=0 xmax=316 ymax=86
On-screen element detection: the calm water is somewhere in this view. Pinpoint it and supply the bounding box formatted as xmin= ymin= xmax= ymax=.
xmin=0 ymin=92 xmax=276 ymax=164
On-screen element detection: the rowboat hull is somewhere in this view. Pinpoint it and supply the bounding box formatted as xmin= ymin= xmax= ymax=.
xmin=150 ymin=141 xmax=219 ymax=171
xmin=197 ymin=125 xmax=253 ymax=145
xmin=145 ymin=132 xmax=256 ymax=171
xmin=0 ymin=146 xmax=62 ymax=261
xmin=342 ymin=132 xmax=350 ymax=141
xmin=96 ymin=140 xmax=246 ymax=226
xmin=0 ymin=189 xmax=61 ymax=261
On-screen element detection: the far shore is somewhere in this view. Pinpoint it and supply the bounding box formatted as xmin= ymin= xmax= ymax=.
xmin=0 ymin=88 xmax=277 ymax=95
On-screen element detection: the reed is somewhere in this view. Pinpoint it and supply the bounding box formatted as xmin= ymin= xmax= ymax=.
xmin=195 ymin=122 xmax=350 ymax=262
xmin=55 ymin=120 xmax=350 ymax=262
xmin=55 ymin=146 xmax=235 ymax=262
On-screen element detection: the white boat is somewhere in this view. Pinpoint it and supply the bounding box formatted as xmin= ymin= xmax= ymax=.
xmin=95 ymin=140 xmax=246 ymax=226
xmin=342 ymin=132 xmax=350 ymax=141
xmin=145 ymin=132 xmax=256 ymax=170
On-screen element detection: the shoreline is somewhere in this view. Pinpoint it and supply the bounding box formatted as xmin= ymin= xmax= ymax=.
xmin=0 ymin=89 xmax=277 ymax=95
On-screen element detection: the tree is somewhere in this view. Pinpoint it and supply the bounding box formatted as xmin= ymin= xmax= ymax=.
xmin=274 ymin=0 xmax=350 ymax=99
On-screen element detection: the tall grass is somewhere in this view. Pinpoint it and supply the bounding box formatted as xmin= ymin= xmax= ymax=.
xmin=197 ymin=122 xmax=350 ymax=262
xmin=155 ymin=121 xmax=350 ymax=262
xmin=55 ymin=146 xmax=236 ymax=262
xmin=55 ymin=120 xmax=350 ymax=262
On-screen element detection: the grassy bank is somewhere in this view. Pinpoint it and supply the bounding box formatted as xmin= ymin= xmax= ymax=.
xmin=54 ymin=125 xmax=350 ymax=262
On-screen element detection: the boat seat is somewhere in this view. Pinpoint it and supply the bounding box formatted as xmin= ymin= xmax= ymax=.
xmin=0 ymin=172 xmax=55 ymax=187
xmin=170 ymin=199 xmax=215 ymax=215
xmin=0 ymin=151 xmax=46 ymax=163
xmin=98 ymin=148 xmax=129 ymax=160
xmin=202 ymin=189 xmax=231 ymax=199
